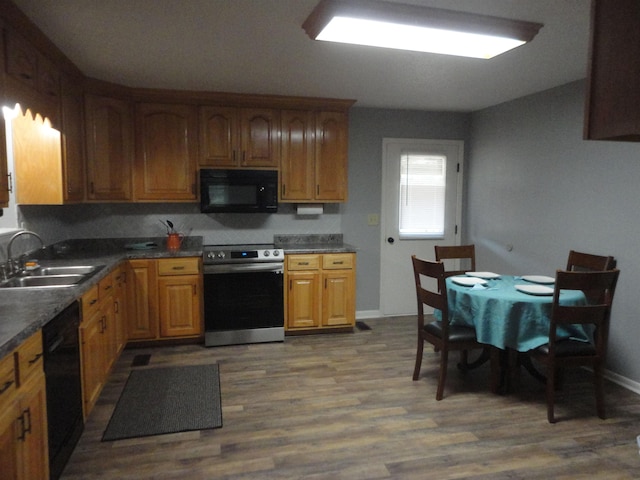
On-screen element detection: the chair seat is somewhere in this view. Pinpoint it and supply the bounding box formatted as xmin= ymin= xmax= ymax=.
xmin=424 ymin=321 xmax=477 ymax=342
xmin=534 ymin=339 xmax=597 ymax=357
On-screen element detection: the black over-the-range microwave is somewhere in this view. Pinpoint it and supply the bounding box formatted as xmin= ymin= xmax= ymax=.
xmin=199 ymin=169 xmax=278 ymax=213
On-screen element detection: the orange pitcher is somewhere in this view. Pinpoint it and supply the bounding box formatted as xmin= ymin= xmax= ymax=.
xmin=166 ymin=232 xmax=184 ymax=251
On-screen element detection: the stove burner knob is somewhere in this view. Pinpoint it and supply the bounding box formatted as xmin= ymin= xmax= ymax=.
xmin=273 ymin=250 xmax=280 ymax=256
xmin=263 ymin=250 xmax=270 ymax=257
xmin=217 ymin=251 xmax=226 ymax=259
xmin=206 ymin=252 xmax=215 ymax=259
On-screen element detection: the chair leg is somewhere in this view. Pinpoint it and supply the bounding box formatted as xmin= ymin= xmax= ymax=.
xmin=436 ymin=349 xmax=448 ymax=401
xmin=594 ymin=364 xmax=606 ymax=419
xmin=413 ymin=338 xmax=424 ymax=381
xmin=546 ymin=365 xmax=556 ymax=423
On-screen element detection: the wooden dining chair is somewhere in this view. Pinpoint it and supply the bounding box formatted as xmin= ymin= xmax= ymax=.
xmin=411 ymin=255 xmax=481 ymax=400
xmin=434 ymin=244 xmax=476 ymax=277
xmin=566 ymin=250 xmax=616 ymax=272
xmin=530 ymin=269 xmax=620 ymax=423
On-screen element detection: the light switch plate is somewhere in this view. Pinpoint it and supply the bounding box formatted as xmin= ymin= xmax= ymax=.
xmin=367 ymin=214 xmax=379 ymax=226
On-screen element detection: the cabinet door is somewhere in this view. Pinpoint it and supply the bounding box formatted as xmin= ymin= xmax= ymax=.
xmin=240 ymin=108 xmax=280 ymax=168
xmin=286 ymin=271 xmax=321 ymax=329
xmin=127 ymin=260 xmax=158 ymax=340
xmin=0 ymin=401 xmax=19 ymax=480
xmin=79 ymin=308 xmax=107 ymax=418
xmin=60 ymin=73 xmax=85 ymax=202
xmin=322 ymin=269 xmax=355 ymax=327
xmin=280 ymin=110 xmax=315 ymax=201
xmin=315 ymin=111 xmax=348 ymax=202
xmin=0 ymin=116 xmax=9 ymax=208
xmin=158 ymin=276 xmax=202 ymax=337
xmin=113 ymin=266 xmax=127 ymax=354
xmin=16 ymin=373 xmax=49 ymax=480
xmin=134 ymin=103 xmax=198 ymax=201
xmin=199 ymin=106 xmax=238 ymax=167
xmin=84 ymin=95 xmax=133 ymax=200
xmin=101 ymin=295 xmax=117 ymax=373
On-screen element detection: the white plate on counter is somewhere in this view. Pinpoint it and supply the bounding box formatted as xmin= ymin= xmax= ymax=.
xmin=515 ymin=284 xmax=554 ymax=296
xmin=466 ymin=271 xmax=500 ymax=279
xmin=451 ymin=276 xmax=488 ymax=287
xmin=521 ymin=275 xmax=555 ymax=284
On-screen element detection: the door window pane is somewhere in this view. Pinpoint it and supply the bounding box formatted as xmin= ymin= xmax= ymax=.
xmin=399 ymin=152 xmax=446 ymax=238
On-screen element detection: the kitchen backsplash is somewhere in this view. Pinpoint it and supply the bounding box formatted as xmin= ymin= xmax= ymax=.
xmin=14 ymin=202 xmax=344 ymax=250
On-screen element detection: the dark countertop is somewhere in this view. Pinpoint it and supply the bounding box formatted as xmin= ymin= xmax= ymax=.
xmin=0 ymin=236 xmax=203 ymax=359
xmin=281 ymin=243 xmax=358 ymax=254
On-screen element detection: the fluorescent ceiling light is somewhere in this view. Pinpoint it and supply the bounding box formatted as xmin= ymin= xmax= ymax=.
xmin=303 ymin=0 xmax=543 ymax=59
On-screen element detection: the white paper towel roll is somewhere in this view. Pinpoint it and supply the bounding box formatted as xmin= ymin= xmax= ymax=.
xmin=296 ymin=204 xmax=324 ymax=215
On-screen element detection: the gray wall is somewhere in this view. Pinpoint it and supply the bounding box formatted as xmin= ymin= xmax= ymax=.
xmin=467 ymin=80 xmax=640 ymax=385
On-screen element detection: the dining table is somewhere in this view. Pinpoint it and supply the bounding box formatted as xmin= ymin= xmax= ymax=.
xmin=442 ymin=272 xmax=589 ymax=392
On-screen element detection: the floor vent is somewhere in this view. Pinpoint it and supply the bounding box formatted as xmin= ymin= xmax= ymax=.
xmin=131 ymin=354 xmax=151 ymax=367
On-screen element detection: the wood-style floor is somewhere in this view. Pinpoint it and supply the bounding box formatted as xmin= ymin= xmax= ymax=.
xmin=61 ymin=317 xmax=640 ymax=479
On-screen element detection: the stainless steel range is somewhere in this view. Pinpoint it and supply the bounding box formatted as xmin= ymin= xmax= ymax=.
xmin=203 ymin=244 xmax=284 ymax=347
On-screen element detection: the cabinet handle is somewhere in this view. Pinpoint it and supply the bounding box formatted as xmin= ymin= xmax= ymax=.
xmin=104 ymin=285 xmax=112 ymax=291
xmin=28 ymin=353 xmax=43 ymax=365
xmin=90 ymin=298 xmax=98 ymax=306
xmin=325 ymin=278 xmax=327 ymax=289
xmin=90 ymin=182 xmax=95 ymax=194
xmin=289 ymin=279 xmax=292 ymax=290
xmin=0 ymin=380 xmax=13 ymax=395
xmin=19 ymin=72 xmax=33 ymax=80
xmin=7 ymin=172 xmax=13 ymax=193
xmin=317 ymin=185 xmax=320 ymax=196
xmin=114 ymin=300 xmax=119 ymax=314
xmin=333 ymin=261 xmax=344 ymax=265
xmin=18 ymin=408 xmax=31 ymax=441
xmin=299 ymin=262 xmax=309 ymax=266
xmin=172 ymin=266 xmax=185 ymax=270
xmin=193 ymin=285 xmax=197 ymax=296
xmin=282 ymin=184 xmax=286 ymax=196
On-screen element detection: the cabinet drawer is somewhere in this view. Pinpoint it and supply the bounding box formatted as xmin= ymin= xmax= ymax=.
xmin=16 ymin=330 xmax=43 ymax=385
xmin=322 ymin=254 xmax=354 ymax=270
xmin=82 ymin=284 xmax=100 ymax=318
xmin=0 ymin=352 xmax=16 ymax=401
xmin=99 ymin=274 xmax=114 ymax=298
xmin=157 ymin=257 xmax=200 ymax=276
xmin=287 ymin=255 xmax=320 ymax=271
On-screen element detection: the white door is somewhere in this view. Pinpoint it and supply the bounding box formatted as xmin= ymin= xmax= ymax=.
xmin=380 ymin=138 xmax=463 ymax=316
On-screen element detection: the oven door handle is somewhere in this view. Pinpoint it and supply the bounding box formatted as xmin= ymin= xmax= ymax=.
xmin=203 ymin=263 xmax=284 ymax=274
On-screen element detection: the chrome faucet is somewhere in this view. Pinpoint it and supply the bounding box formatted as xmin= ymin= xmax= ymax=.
xmin=6 ymin=230 xmax=45 ymax=273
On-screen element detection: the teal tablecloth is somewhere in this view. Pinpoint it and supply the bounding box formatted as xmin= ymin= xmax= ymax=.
xmin=442 ymin=275 xmax=589 ymax=352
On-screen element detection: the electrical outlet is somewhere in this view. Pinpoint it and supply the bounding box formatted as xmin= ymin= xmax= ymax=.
xmin=367 ymin=214 xmax=379 ymax=226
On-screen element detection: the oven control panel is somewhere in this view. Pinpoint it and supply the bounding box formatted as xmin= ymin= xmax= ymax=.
xmin=204 ymin=245 xmax=282 ymax=264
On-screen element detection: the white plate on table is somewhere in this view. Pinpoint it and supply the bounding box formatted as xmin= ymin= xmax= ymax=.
xmin=466 ymin=271 xmax=500 ymax=279
xmin=451 ymin=276 xmax=487 ymax=287
xmin=515 ymin=284 xmax=554 ymax=296
xmin=521 ymin=275 xmax=555 ymax=284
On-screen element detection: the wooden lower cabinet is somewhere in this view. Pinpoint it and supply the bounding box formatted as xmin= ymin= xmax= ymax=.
xmin=285 ymin=253 xmax=355 ymax=332
xmin=0 ymin=331 xmax=49 ymax=480
xmin=79 ymin=273 xmax=116 ymax=419
xmin=127 ymin=257 xmax=203 ymax=342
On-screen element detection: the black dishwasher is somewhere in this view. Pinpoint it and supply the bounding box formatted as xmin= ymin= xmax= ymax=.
xmin=42 ymin=301 xmax=84 ymax=480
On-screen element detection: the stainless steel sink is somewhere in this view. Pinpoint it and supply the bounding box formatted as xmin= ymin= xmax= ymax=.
xmin=1 ymin=275 xmax=85 ymax=288
xmin=0 ymin=265 xmax=105 ymax=289
xmin=38 ymin=265 xmax=100 ymax=276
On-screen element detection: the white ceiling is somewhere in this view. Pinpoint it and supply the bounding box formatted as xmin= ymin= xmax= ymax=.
xmin=11 ymin=0 xmax=592 ymax=112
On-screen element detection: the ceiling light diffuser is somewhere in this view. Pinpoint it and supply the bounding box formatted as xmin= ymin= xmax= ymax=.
xmin=303 ymin=0 xmax=543 ymax=59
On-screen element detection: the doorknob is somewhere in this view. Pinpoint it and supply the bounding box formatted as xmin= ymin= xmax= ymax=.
xmin=387 ymin=237 xmax=395 ymax=244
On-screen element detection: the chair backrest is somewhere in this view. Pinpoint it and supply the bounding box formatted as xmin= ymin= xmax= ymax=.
xmin=411 ymin=255 xmax=449 ymax=329
xmin=566 ymin=250 xmax=616 ymax=272
xmin=549 ymin=269 xmax=620 ymax=358
xmin=434 ymin=244 xmax=476 ymax=276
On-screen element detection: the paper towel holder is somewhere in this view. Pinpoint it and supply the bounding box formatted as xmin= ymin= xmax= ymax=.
xmin=296 ymin=204 xmax=324 ymax=215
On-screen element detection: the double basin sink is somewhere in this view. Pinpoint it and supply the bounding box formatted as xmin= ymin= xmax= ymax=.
xmin=0 ymin=265 xmax=105 ymax=289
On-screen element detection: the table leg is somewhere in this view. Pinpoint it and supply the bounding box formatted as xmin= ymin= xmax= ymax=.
xmin=457 ymin=347 xmax=491 ymax=371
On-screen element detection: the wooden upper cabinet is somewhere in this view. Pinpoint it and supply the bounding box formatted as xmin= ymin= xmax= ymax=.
xmin=134 ymin=103 xmax=198 ymax=201
xmin=200 ymin=106 xmax=279 ymax=168
xmin=2 ymin=27 xmax=61 ymax=128
xmin=280 ymin=110 xmax=315 ymax=201
xmin=315 ymin=111 xmax=348 ymax=202
xmin=240 ymin=108 xmax=280 ymax=168
xmin=585 ymin=0 xmax=640 ymax=141
xmin=60 ymin=73 xmax=84 ymax=202
xmin=84 ymin=95 xmax=133 ymax=201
